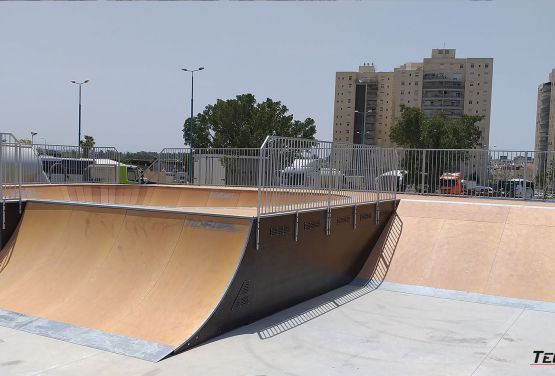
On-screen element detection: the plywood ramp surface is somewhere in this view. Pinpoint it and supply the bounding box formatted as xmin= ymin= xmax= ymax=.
xmin=19 ymin=184 xmax=345 ymax=212
xmin=363 ymin=199 xmax=555 ymax=303
xmin=0 ymin=202 xmax=252 ymax=347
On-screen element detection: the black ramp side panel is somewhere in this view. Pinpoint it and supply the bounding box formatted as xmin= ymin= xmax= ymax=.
xmin=174 ymin=200 xmax=397 ymax=354
xmin=0 ymin=201 xmax=25 ymax=248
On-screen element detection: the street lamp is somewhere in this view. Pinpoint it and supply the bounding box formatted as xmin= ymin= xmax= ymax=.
xmin=31 ymin=132 xmax=38 ymax=145
xmin=181 ymin=67 xmax=204 ymax=184
xmin=70 ymin=80 xmax=90 ymax=148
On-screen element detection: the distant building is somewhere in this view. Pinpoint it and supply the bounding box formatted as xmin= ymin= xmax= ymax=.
xmin=333 ymin=49 xmax=493 ymax=148
xmin=534 ymin=69 xmax=555 ymax=184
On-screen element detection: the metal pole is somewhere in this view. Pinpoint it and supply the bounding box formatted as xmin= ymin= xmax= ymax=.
xmin=189 ymin=72 xmax=194 ymax=184
xmin=78 ymin=84 xmax=82 ymax=148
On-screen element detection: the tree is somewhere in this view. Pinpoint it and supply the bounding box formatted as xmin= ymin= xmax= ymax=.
xmin=19 ymin=138 xmax=32 ymax=145
xmin=390 ymin=105 xmax=483 ymax=149
xmin=182 ymin=93 xmax=316 ymax=148
xmin=390 ymin=106 xmax=484 ymax=192
xmin=80 ymin=135 xmax=95 ymax=158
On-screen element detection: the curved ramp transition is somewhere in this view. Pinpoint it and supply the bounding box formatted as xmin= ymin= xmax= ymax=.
xmin=358 ymin=198 xmax=555 ymax=303
xmin=0 ymin=202 xmax=251 ymax=361
xmin=0 ymin=199 xmax=396 ymax=361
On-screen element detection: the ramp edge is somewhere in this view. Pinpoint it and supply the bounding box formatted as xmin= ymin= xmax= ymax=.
xmin=0 ymin=309 xmax=174 ymax=362
xmin=168 ymin=219 xmax=255 ymax=357
xmin=351 ymin=279 xmax=555 ymax=313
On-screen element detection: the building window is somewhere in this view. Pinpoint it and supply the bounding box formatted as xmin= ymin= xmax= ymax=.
xmin=471 ymin=63 xmax=474 ymax=68
xmin=460 ymin=64 xmax=463 ymax=68
xmin=349 ymin=75 xmax=352 ymax=80
xmin=469 ymin=100 xmax=472 ymax=104
xmin=415 ymin=82 xmax=418 ymax=86
xmin=485 ymin=64 xmax=489 ymax=68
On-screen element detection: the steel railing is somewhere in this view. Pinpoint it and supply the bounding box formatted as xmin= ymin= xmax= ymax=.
xmin=257 ymin=136 xmax=398 ymax=216
xmin=0 ymin=134 xmax=121 ymax=202
xmin=395 ymin=148 xmax=555 ymax=200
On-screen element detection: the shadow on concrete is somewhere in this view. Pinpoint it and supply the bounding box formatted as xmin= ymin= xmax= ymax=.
xmin=210 ymin=213 xmax=403 ymax=342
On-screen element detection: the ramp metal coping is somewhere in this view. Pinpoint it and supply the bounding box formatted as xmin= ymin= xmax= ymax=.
xmin=352 ymin=280 xmax=555 ymax=314
xmin=20 ymin=198 xmax=397 ymax=219
xmin=402 ymin=198 xmax=555 ymax=211
xmin=0 ymin=309 xmax=174 ymax=362
xmin=22 ymin=199 xmax=258 ymax=219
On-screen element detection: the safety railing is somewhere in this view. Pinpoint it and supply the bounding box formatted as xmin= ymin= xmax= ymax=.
xmin=145 ymin=148 xmax=260 ymax=187
xmin=34 ymin=144 xmax=120 ymax=184
xmin=0 ymin=135 xmax=121 ymax=199
xmin=257 ymin=136 xmax=398 ymax=216
xmin=395 ymin=148 xmax=555 ymax=201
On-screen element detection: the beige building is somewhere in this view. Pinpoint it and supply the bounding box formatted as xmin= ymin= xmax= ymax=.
xmin=534 ymin=69 xmax=555 ymax=183
xmin=333 ymin=49 xmax=493 ymax=148
xmin=535 ymin=69 xmax=555 ymax=153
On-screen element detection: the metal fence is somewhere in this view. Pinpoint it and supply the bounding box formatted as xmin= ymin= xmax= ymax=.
xmin=0 ymin=133 xmax=121 ymax=205
xmin=257 ymin=136 xmax=398 ymax=215
xmin=145 ymin=148 xmax=260 ymax=186
xmin=395 ymin=148 xmax=555 ymax=200
xmin=145 ymin=139 xmax=399 ymax=213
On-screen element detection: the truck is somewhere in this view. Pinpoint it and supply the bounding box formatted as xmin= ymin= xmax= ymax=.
xmin=439 ymin=172 xmax=463 ymax=195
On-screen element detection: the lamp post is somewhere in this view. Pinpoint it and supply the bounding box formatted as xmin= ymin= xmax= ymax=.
xmin=181 ymin=67 xmax=204 ymax=184
xmin=70 ymin=80 xmax=90 ymax=148
xmin=31 ymin=132 xmax=38 ymax=145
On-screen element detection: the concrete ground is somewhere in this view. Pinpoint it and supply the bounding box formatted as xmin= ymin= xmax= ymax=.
xmin=0 ymin=283 xmax=552 ymax=376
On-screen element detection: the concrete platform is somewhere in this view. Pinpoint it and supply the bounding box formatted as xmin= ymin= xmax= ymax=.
xmin=0 ymin=284 xmax=552 ymax=375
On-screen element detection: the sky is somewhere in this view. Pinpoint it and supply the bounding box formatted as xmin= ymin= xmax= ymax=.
xmin=1 ymin=0 xmax=554 ymax=152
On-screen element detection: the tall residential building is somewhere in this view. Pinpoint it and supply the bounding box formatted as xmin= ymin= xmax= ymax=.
xmin=535 ymin=69 xmax=555 ymax=153
xmin=534 ymin=69 xmax=555 ymax=183
xmin=333 ymin=49 xmax=493 ymax=148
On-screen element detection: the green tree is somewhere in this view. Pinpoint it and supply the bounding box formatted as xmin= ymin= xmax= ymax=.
xmin=19 ymin=138 xmax=32 ymax=145
xmin=390 ymin=105 xmax=483 ymax=149
xmin=390 ymin=106 xmax=484 ymax=192
xmin=182 ymin=94 xmax=316 ymax=148
xmin=80 ymin=135 xmax=95 ymax=158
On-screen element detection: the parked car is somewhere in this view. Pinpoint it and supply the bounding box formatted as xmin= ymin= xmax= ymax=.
xmin=474 ymin=186 xmax=494 ymax=197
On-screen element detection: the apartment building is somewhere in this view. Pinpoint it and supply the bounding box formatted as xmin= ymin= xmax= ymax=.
xmin=333 ymin=49 xmax=493 ymax=148
xmin=534 ymin=69 xmax=555 ymax=182
xmin=535 ymin=69 xmax=555 ymax=153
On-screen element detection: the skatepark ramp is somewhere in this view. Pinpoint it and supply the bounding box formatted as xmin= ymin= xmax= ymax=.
xmin=0 ymin=190 xmax=396 ymax=361
xmin=357 ymin=196 xmax=555 ymax=304
xmin=0 ymin=136 xmax=400 ymax=361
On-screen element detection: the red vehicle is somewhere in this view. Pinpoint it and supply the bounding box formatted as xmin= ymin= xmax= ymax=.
xmin=439 ymin=172 xmax=463 ymax=195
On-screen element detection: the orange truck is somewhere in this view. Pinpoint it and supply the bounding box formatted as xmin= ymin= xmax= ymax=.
xmin=439 ymin=172 xmax=463 ymax=195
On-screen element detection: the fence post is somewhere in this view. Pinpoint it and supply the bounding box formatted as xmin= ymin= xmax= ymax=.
xmin=523 ymin=151 xmax=529 ymax=201
xmin=157 ymin=150 xmax=162 ymax=184
xmin=256 ymin=137 xmax=270 ymax=251
xmin=18 ymin=143 xmax=22 ymax=213
xmin=0 ymin=137 xmax=4 ymax=230
xmin=421 ymin=149 xmax=426 ymax=194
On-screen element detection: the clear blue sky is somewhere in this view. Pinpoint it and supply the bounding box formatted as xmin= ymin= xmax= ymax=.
xmin=1 ymin=0 xmax=554 ymax=152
